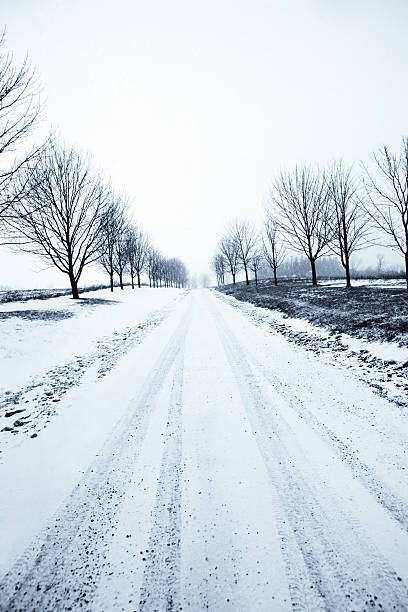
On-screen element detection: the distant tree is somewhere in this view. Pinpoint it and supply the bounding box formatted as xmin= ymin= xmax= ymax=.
xmin=125 ymin=224 xmax=138 ymax=289
xmin=376 ymin=253 xmax=385 ymax=276
xmin=112 ymin=205 xmax=129 ymax=290
xmin=132 ymin=229 xmax=149 ymax=288
xmin=199 ymin=272 xmax=209 ymax=288
xmin=263 ymin=217 xmax=285 ymax=286
xmin=156 ymin=253 xmax=165 ymax=288
xmin=248 ymin=240 xmax=263 ymax=287
xmin=212 ymin=253 xmax=226 ymax=286
xmin=169 ymin=258 xmax=188 ymax=287
xmin=99 ymin=193 xmax=123 ymax=292
xmin=7 ymin=143 xmax=106 ymax=298
xmin=269 ymin=165 xmax=333 ymax=286
xmin=316 ymin=256 xmax=344 ymax=278
xmin=363 ymin=137 xmax=408 ymax=290
xmin=279 ymin=255 xmax=311 ymax=278
xmin=231 ymin=220 xmax=258 ymax=285
xmin=218 ymin=234 xmax=241 ymax=285
xmin=146 ymin=252 xmax=187 ymax=289
xmin=147 ymin=247 xmax=161 ymax=288
xmin=326 ymin=161 xmax=369 ymax=287
xmin=0 ymin=33 xmax=43 ymax=226
xmin=146 ymin=247 xmax=153 ymax=287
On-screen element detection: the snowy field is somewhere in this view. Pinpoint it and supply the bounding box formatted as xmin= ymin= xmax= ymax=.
xmin=0 ymin=287 xmax=184 ymax=447
xmin=0 ymin=288 xmax=408 ymax=610
xmin=318 ymin=277 xmax=407 ymax=289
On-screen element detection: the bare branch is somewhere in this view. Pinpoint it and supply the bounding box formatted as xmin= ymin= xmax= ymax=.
xmin=6 ymin=142 xmax=107 ymax=298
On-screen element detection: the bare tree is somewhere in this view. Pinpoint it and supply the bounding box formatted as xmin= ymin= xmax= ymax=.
xmin=156 ymin=252 xmax=165 ymax=288
xmin=326 ymin=160 xmax=369 ymax=287
xmin=132 ymin=228 xmax=149 ymax=288
xmin=376 ymin=253 xmax=385 ymax=276
xmin=231 ymin=220 xmax=258 ymax=285
xmin=0 ymin=33 xmax=43 ymax=225
xmin=212 ymin=253 xmax=226 ymax=286
xmin=112 ymin=199 xmax=129 ymax=290
xmin=270 ymin=165 xmax=333 ymax=285
xmin=7 ymin=143 xmax=106 ymax=298
xmin=125 ymin=224 xmax=137 ymax=289
xmin=99 ymin=192 xmax=123 ymax=292
xmin=165 ymin=257 xmax=188 ymax=288
xmin=263 ymin=217 xmax=285 ymax=286
xmin=248 ymin=252 xmax=263 ymax=287
xmin=363 ymin=137 xmax=408 ymax=290
xmin=147 ymin=247 xmax=161 ymax=288
xmin=248 ymin=237 xmax=263 ymax=287
xmin=218 ymin=234 xmax=241 ymax=285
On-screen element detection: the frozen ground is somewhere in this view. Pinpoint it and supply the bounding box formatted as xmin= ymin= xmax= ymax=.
xmin=0 ymin=288 xmax=408 ymax=610
xmin=219 ymin=279 xmax=408 ymax=348
xmin=319 ymin=278 xmax=406 ymax=289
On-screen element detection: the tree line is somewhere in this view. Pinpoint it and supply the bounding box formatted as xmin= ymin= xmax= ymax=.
xmin=213 ymin=143 xmax=408 ymax=291
xmin=0 ymin=36 xmax=188 ymax=298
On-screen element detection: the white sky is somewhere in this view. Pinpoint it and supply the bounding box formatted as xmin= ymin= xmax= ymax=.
xmin=1 ymin=0 xmax=408 ymax=288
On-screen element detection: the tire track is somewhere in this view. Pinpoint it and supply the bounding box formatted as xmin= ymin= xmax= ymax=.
xmin=214 ymin=292 xmax=408 ymax=534
xmin=139 ymin=349 xmax=184 ymax=612
xmin=211 ymin=301 xmax=408 ymax=611
xmin=214 ymin=291 xmax=408 ymax=412
xmin=0 ymin=304 xmax=192 ymax=611
xmin=249 ymin=354 xmax=408 ymax=533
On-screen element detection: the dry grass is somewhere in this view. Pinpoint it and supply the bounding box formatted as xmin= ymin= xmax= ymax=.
xmin=218 ymin=279 xmax=408 ymax=347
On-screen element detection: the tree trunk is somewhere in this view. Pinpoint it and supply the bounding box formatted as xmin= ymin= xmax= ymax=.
xmin=273 ymin=267 xmax=277 ymax=286
xmin=244 ymin=265 xmax=249 ymax=285
xmin=69 ymin=273 xmax=79 ymax=299
xmin=310 ymin=259 xmax=317 ymax=286
xmin=119 ymin=270 xmax=124 ymax=290
xmin=232 ymin=272 xmax=236 ymax=285
xmin=405 ymin=251 xmax=408 ymax=291
xmin=137 ymin=273 xmax=141 ymax=288
xmin=131 ymin=274 xmax=134 ymax=289
xmin=345 ymin=259 xmax=351 ymax=288
xmin=109 ymin=272 xmax=114 ymax=292
xmin=254 ymin=269 xmax=258 ymax=287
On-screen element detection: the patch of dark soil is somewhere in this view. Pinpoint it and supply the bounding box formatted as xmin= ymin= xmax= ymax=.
xmin=0 ymin=309 xmax=73 ymax=322
xmin=75 ymin=298 xmax=118 ymax=306
xmin=5 ymin=408 xmax=25 ymax=418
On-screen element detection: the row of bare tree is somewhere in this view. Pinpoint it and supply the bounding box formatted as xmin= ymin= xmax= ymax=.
xmin=98 ymin=192 xmax=187 ymax=293
xmin=0 ymin=36 xmax=188 ymax=298
xmin=214 ymin=139 xmax=408 ymax=290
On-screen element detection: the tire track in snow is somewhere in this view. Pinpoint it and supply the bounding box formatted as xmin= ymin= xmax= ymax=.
xmin=215 ymin=291 xmax=408 ymax=412
xmin=0 ymin=305 xmax=192 ymax=611
xmin=211 ymin=301 xmax=408 ymax=611
xmin=138 ymin=349 xmax=184 ymax=611
xmin=248 ymin=356 xmax=408 ymax=534
xmin=214 ymin=292 xmax=408 ymax=534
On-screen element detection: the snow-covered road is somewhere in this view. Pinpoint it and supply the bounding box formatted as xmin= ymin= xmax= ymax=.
xmin=1 ymin=289 xmax=408 ymax=611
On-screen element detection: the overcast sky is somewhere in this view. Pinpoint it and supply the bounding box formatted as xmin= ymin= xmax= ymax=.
xmin=1 ymin=0 xmax=408 ymax=288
